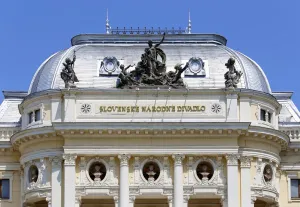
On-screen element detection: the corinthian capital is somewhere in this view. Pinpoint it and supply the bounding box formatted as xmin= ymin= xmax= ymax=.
xmin=63 ymin=154 xmax=77 ymax=166
xmin=118 ymin=154 xmax=131 ymax=166
xmin=50 ymin=156 xmax=63 ymax=167
xmin=226 ymin=154 xmax=240 ymax=166
xmin=172 ymin=154 xmax=185 ymax=166
xmin=240 ymin=156 xmax=252 ymax=168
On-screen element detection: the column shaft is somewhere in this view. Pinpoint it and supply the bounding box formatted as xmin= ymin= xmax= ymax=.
xmin=118 ymin=154 xmax=130 ymax=207
xmin=226 ymin=154 xmax=239 ymax=207
xmin=240 ymin=156 xmax=252 ymax=207
xmin=172 ymin=154 xmax=184 ymax=207
xmin=50 ymin=156 xmax=62 ymax=207
xmin=63 ymin=154 xmax=77 ymax=207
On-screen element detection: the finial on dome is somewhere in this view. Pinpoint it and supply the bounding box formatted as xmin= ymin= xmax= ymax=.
xmin=186 ymin=9 xmax=192 ymax=34
xmin=106 ymin=9 xmax=111 ymax=34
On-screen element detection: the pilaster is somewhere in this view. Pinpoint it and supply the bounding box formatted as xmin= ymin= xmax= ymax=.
xmin=50 ymin=156 xmax=62 ymax=207
xmin=63 ymin=154 xmax=77 ymax=207
xmin=225 ymin=154 xmax=239 ymax=207
xmin=240 ymin=156 xmax=252 ymax=207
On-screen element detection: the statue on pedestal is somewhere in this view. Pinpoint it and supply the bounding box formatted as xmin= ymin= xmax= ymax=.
xmin=200 ymin=164 xmax=210 ymax=181
xmin=61 ymin=51 xmax=79 ymax=89
xmin=224 ymin=57 xmax=243 ymax=88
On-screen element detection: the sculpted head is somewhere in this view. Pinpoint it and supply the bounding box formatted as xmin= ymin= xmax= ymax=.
xmin=148 ymin=40 xmax=153 ymax=47
xmin=65 ymin=58 xmax=72 ymax=64
xmin=95 ymin=165 xmax=101 ymax=172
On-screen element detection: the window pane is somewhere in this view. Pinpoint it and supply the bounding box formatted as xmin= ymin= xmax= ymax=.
xmin=29 ymin=112 xmax=33 ymax=123
xmin=291 ymin=179 xmax=299 ymax=198
xmin=35 ymin=109 xmax=41 ymax=121
xmin=1 ymin=179 xmax=10 ymax=199
xmin=268 ymin=112 xmax=272 ymax=123
xmin=260 ymin=109 xmax=266 ymax=121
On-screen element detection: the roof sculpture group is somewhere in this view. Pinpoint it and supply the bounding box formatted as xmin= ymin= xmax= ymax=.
xmin=60 ymin=33 xmax=243 ymax=89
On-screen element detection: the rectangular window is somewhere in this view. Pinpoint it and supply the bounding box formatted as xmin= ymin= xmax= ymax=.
xmin=35 ymin=109 xmax=41 ymax=122
xmin=260 ymin=109 xmax=272 ymax=123
xmin=0 ymin=179 xmax=10 ymax=199
xmin=28 ymin=112 xmax=33 ymax=124
xmin=291 ymin=179 xmax=300 ymax=199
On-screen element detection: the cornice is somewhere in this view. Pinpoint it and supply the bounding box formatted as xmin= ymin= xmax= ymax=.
xmin=10 ymin=122 xmax=288 ymax=151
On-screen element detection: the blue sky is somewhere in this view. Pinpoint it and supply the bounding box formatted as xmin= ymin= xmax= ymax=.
xmin=0 ymin=0 xmax=300 ymax=107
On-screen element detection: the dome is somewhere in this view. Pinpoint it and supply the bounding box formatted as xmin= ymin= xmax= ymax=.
xmin=28 ymin=34 xmax=271 ymax=94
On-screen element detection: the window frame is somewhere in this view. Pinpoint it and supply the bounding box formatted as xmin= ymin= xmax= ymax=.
xmin=23 ymin=103 xmax=44 ymax=128
xmin=0 ymin=172 xmax=13 ymax=202
xmin=287 ymin=174 xmax=300 ymax=202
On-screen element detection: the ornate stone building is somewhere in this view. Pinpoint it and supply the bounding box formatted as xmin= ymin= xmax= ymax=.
xmin=0 ymin=26 xmax=300 ymax=207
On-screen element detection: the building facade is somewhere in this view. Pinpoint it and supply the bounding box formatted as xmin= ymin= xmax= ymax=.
xmin=0 ymin=30 xmax=300 ymax=207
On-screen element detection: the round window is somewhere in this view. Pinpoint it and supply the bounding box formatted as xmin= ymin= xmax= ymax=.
xmin=142 ymin=161 xmax=160 ymax=182
xmin=28 ymin=165 xmax=39 ymax=183
xmin=196 ymin=161 xmax=214 ymax=181
xmin=88 ymin=162 xmax=107 ymax=182
xmin=188 ymin=57 xmax=204 ymax=73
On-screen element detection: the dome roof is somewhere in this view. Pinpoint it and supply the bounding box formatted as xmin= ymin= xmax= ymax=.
xmin=28 ymin=34 xmax=271 ymax=94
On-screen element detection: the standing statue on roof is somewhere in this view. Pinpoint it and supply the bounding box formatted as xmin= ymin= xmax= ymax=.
xmin=224 ymin=57 xmax=243 ymax=89
xmin=145 ymin=32 xmax=166 ymax=75
xmin=61 ymin=51 xmax=79 ymax=89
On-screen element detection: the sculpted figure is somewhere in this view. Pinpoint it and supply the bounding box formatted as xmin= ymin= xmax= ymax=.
xmin=117 ymin=64 xmax=137 ymax=88
xmin=200 ymin=164 xmax=210 ymax=180
xmin=263 ymin=166 xmax=273 ymax=182
xmin=116 ymin=33 xmax=187 ymax=88
xmin=61 ymin=51 xmax=79 ymax=88
xmin=172 ymin=62 xmax=189 ymax=84
xmin=30 ymin=167 xmax=38 ymax=183
xmin=224 ymin=57 xmax=243 ymax=88
xmin=145 ymin=32 xmax=166 ymax=75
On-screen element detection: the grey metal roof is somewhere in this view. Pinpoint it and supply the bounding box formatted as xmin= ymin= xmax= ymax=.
xmin=28 ymin=34 xmax=271 ymax=94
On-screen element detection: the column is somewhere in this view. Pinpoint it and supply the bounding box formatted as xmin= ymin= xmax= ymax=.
xmin=172 ymin=154 xmax=185 ymax=207
xmin=240 ymin=156 xmax=252 ymax=207
xmin=183 ymin=195 xmax=190 ymax=207
xmin=50 ymin=156 xmax=62 ymax=207
xmin=63 ymin=154 xmax=77 ymax=207
xmin=113 ymin=196 xmax=119 ymax=207
xmin=46 ymin=196 xmax=51 ymax=207
xmin=129 ymin=196 xmax=136 ymax=207
xmin=225 ymin=154 xmax=239 ymax=207
xmin=20 ymin=168 xmax=24 ymax=207
xmin=75 ymin=196 xmax=81 ymax=207
xmin=251 ymin=197 xmax=256 ymax=207
xmin=118 ymin=154 xmax=131 ymax=207
xmin=167 ymin=196 xmax=173 ymax=207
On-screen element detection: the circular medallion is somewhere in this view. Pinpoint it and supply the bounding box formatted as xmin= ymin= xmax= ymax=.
xmin=188 ymin=57 xmax=204 ymax=73
xmin=81 ymin=104 xmax=91 ymax=114
xmin=211 ymin=103 xmax=222 ymax=114
xmin=196 ymin=161 xmax=214 ymax=181
xmin=102 ymin=57 xmax=120 ymax=73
